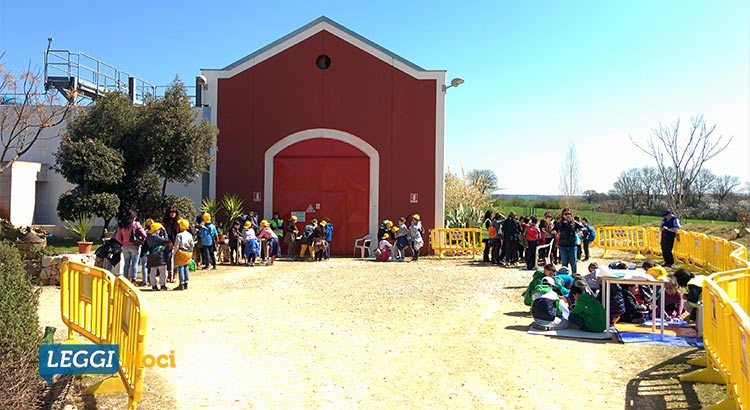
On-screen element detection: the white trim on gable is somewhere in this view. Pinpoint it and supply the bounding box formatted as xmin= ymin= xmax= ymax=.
xmin=263 ymin=128 xmax=379 ymax=244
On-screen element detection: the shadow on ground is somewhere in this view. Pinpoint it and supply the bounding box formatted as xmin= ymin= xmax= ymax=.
xmin=624 ymin=349 xmax=724 ymax=409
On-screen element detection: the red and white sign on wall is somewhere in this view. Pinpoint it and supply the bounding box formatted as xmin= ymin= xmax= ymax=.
xmin=410 ymin=193 xmax=418 ymax=203
xmin=253 ymin=192 xmax=261 ymax=202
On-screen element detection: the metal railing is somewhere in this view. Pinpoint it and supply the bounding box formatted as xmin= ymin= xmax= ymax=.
xmin=44 ymin=43 xmax=196 ymax=105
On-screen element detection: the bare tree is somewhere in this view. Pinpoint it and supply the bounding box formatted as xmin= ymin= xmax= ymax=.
xmin=712 ymin=174 xmax=741 ymax=205
xmin=631 ymin=115 xmax=732 ymax=215
xmin=638 ymin=166 xmax=662 ymax=210
xmin=559 ymin=140 xmax=581 ymax=207
xmin=466 ymin=169 xmax=499 ymax=196
xmin=612 ymin=168 xmax=641 ymax=211
xmin=686 ymin=168 xmax=716 ymax=207
xmin=0 ymin=59 xmax=73 ymax=175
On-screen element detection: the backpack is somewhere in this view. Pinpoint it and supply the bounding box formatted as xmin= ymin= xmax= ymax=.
xmin=130 ymin=224 xmax=145 ymax=246
xmin=525 ymin=226 xmax=540 ymax=241
xmin=488 ymin=225 xmax=498 ymax=239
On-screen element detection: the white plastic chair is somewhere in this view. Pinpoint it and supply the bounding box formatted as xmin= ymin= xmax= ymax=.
xmin=535 ymin=237 xmax=555 ymax=266
xmin=354 ymin=235 xmax=372 ymax=258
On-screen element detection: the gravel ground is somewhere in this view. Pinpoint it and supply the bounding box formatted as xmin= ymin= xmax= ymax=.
xmin=37 ymin=251 xmax=704 ymax=409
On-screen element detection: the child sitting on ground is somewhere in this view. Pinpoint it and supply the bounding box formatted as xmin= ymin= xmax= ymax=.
xmin=530 ymin=276 xmax=569 ymax=330
xmin=622 ymin=283 xmax=650 ymax=323
xmin=555 ymin=266 xmax=574 ymax=289
xmin=674 ymin=269 xmax=703 ymax=322
xmin=661 ymin=277 xmax=684 ymax=321
xmin=584 ymin=262 xmax=601 ymax=297
xmin=568 ymin=280 xmax=607 ymax=332
xmin=376 ymin=233 xmax=393 ymax=262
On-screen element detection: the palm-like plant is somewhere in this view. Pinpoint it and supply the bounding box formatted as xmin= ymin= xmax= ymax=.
xmin=63 ymin=213 xmax=94 ymax=242
xmin=220 ymin=194 xmax=244 ymax=229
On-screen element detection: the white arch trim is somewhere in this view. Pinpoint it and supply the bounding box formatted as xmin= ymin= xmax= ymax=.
xmin=263 ymin=128 xmax=379 ymax=244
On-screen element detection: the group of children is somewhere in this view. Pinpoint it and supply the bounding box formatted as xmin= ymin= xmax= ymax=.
xmin=523 ymin=259 xmax=702 ymax=332
xmin=375 ymin=214 xmax=424 ymax=262
xmin=227 ymin=213 xmax=283 ymax=266
xmin=283 ymin=217 xmax=334 ymax=262
xmin=482 ymin=211 xmax=596 ymax=271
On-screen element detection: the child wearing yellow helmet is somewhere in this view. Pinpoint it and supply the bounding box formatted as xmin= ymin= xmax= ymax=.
xmin=228 ymin=220 xmax=242 ymax=265
xmin=242 ymin=220 xmax=260 ymax=266
xmin=173 ymin=219 xmax=194 ymax=290
xmin=394 ymin=216 xmax=410 ymax=261
xmin=144 ymin=222 xmax=169 ymax=291
xmin=198 ymin=213 xmax=218 ymax=269
xmin=376 ymin=233 xmax=393 ymax=262
xmin=408 ymin=214 xmax=424 ymax=261
xmin=285 ymin=216 xmax=300 ymax=260
xmin=257 ymin=218 xmax=281 ymax=265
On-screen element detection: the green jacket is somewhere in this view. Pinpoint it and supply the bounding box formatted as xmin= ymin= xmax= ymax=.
xmin=524 ymin=270 xmax=546 ymax=306
xmin=570 ymin=293 xmax=607 ymax=332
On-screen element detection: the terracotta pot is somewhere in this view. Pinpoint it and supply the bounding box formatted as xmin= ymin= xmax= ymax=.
xmin=78 ymin=241 xmax=93 ymax=254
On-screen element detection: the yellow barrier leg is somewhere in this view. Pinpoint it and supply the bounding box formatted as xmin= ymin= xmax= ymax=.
xmin=602 ymin=247 xmax=611 ymax=258
xmin=127 ymin=397 xmax=138 ymax=410
xmin=704 ymin=396 xmax=737 ymax=410
xmin=634 ymin=251 xmax=645 ymax=260
xmin=679 ymin=367 xmax=726 ymax=384
xmin=686 ymin=355 xmax=708 ymax=367
xmin=82 ymin=375 xmax=127 ymax=395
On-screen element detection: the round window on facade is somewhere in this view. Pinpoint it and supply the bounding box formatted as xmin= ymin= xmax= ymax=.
xmin=316 ymin=54 xmax=331 ymax=70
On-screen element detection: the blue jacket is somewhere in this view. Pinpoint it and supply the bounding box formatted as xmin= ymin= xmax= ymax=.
xmin=198 ymin=223 xmax=218 ymax=246
xmin=325 ymin=224 xmax=333 ymax=241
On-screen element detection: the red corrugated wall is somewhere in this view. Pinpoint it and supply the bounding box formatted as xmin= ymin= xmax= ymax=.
xmin=216 ymin=30 xmax=436 ymax=254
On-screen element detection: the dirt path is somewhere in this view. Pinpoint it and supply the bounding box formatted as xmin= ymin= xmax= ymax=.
xmin=37 ymin=255 xmax=696 ymax=409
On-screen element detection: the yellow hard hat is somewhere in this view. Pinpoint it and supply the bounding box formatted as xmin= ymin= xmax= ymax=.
xmin=392 ymin=226 xmax=398 ymax=234
xmin=320 ymin=220 xmax=327 ymax=226
xmin=244 ymin=221 xmax=251 ymax=229
xmin=647 ymin=266 xmax=668 ymax=280
xmin=385 ymin=220 xmax=393 ymax=228
xmin=291 ymin=215 xmax=298 ymax=221
xmin=177 ymin=219 xmax=189 ymax=231
xmin=202 ymin=213 xmax=211 ymax=223
xmin=260 ymin=219 xmax=270 ymax=227
xmin=382 ymin=233 xmax=390 ymax=239
xmin=149 ymin=222 xmax=163 ymax=234
xmin=412 ymin=214 xmax=420 ymax=221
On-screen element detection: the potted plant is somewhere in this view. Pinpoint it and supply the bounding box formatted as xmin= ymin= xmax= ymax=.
xmin=63 ymin=214 xmax=94 ymax=254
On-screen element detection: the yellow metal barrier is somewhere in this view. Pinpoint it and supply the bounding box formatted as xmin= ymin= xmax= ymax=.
xmin=430 ymin=228 xmax=483 ymax=257
xmin=599 ymin=225 xmax=750 ymax=408
xmin=60 ymin=261 xmax=148 ymax=410
xmin=594 ymin=226 xmax=647 ymax=259
xmin=60 ymin=261 xmax=115 ymax=344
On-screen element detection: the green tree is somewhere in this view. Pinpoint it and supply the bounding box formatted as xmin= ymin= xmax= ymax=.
xmin=143 ymin=78 xmax=217 ymax=195
xmin=54 ymin=134 xmax=124 ymax=230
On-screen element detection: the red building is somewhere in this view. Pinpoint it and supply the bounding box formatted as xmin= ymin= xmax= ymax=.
xmin=201 ymin=16 xmax=446 ymax=254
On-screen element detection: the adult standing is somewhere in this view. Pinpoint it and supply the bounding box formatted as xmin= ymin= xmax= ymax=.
xmin=502 ymin=212 xmax=521 ymax=265
xmin=162 ymin=205 xmax=180 ymax=283
xmin=285 ymin=215 xmax=299 ymax=260
xmin=557 ymin=208 xmax=583 ymax=274
xmin=660 ymin=209 xmax=681 ymax=267
xmin=114 ymin=209 xmax=147 ymax=282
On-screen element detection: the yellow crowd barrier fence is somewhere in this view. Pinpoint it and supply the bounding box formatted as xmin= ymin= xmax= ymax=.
xmin=594 ymin=226 xmax=647 ymax=259
xmin=430 ymin=228 xmax=483 ymax=257
xmin=597 ymin=225 xmax=749 ymax=408
xmin=60 ymin=261 xmax=148 ymax=410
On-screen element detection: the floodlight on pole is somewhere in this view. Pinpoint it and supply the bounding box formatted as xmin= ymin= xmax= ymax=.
xmin=443 ymin=77 xmax=465 ymax=91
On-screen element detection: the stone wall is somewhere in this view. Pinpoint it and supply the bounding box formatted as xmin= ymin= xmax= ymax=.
xmin=39 ymin=254 xmax=96 ymax=286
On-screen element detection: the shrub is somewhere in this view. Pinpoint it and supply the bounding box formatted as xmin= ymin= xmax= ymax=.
xmin=0 ymin=242 xmax=43 ymax=409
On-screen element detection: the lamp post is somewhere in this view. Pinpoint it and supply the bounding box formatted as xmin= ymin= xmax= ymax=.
xmin=443 ymin=77 xmax=465 ymax=92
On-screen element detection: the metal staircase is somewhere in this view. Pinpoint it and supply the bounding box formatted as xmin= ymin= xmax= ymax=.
xmin=43 ymin=38 xmax=195 ymax=105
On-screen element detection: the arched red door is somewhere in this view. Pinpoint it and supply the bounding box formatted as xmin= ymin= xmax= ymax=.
xmin=273 ymin=138 xmax=369 ymax=255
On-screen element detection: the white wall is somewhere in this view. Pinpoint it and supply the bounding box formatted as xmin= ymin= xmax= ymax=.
xmin=0 ymin=105 xmax=211 ymax=229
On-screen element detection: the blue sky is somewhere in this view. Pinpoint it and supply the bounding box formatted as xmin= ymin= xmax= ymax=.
xmin=2 ymin=1 xmax=748 ymax=195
